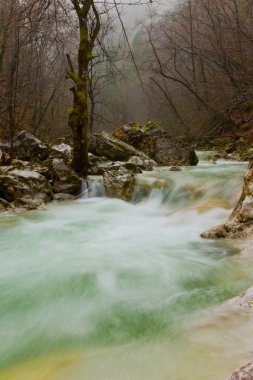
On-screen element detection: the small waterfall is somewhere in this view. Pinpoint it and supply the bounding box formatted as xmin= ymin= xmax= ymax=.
xmin=196 ymin=150 xmax=212 ymax=161
xmin=0 ymin=156 xmax=250 ymax=380
xmin=81 ymin=177 xmax=105 ymax=198
xmin=132 ymin=160 xmax=247 ymax=210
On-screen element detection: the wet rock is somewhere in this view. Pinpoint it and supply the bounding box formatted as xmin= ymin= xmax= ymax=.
xmin=208 ymin=152 xmax=225 ymax=162
xmin=0 ymin=169 xmax=53 ymax=203
xmin=125 ymin=156 xmax=157 ymax=172
xmin=228 ymin=361 xmax=253 ymax=380
xmin=202 ymin=137 xmax=253 ymax=162
xmin=103 ymin=167 xmax=135 ymax=201
xmin=0 ymin=198 xmax=10 ymax=211
xmin=29 ymin=163 xmax=51 ymax=180
xmin=53 ymin=193 xmax=74 ymax=201
xmin=229 ymin=286 xmax=253 ymax=311
xmin=201 ymin=161 xmax=253 ymax=239
xmin=113 ymin=122 xmax=198 ymax=166
xmin=169 ymin=166 xmax=181 ymax=171
xmin=89 ymin=131 xmax=149 ymax=162
xmin=50 ymin=143 xmax=72 ymax=160
xmin=49 ymin=159 xmax=82 ymax=194
xmin=88 ymin=153 xmax=107 ymax=166
xmin=88 ymin=153 xmax=111 ymax=175
xmin=233 ymin=137 xmax=253 ymax=161
xmin=11 ymin=159 xmax=30 ymax=169
xmin=11 ymin=131 xmax=49 ymax=161
xmin=227 ymin=153 xmax=241 ymax=161
xmin=14 ymin=196 xmax=46 ymax=210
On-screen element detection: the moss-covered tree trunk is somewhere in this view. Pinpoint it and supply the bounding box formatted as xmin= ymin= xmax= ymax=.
xmin=68 ymin=1 xmax=100 ymax=177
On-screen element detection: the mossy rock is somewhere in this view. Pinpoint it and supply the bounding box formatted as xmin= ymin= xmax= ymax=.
xmin=113 ymin=122 xmax=198 ymax=166
xmin=89 ymin=131 xmax=149 ymax=161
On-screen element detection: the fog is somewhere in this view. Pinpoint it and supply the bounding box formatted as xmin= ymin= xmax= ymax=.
xmin=121 ymin=0 xmax=177 ymax=29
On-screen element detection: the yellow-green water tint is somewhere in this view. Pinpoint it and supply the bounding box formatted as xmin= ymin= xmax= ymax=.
xmin=0 ymin=157 xmax=252 ymax=379
xmin=2 ymin=304 xmax=253 ymax=380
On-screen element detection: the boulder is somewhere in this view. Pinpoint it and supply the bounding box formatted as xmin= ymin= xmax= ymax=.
xmin=103 ymin=167 xmax=135 ymax=201
xmin=227 ymin=362 xmax=253 ymax=380
xmin=49 ymin=159 xmax=82 ymax=194
xmin=113 ymin=122 xmax=198 ymax=166
xmin=50 ymin=143 xmax=72 ymax=160
xmin=14 ymin=196 xmax=46 ymax=210
xmin=125 ymin=156 xmax=157 ymax=172
xmin=0 ymin=169 xmax=52 ymax=203
xmin=88 ymin=153 xmax=111 ymax=175
xmin=208 ymin=152 xmax=225 ymax=162
xmin=201 ymin=161 xmax=253 ymax=239
xmin=89 ymin=131 xmax=149 ymax=162
xmin=11 ymin=131 xmax=50 ymax=161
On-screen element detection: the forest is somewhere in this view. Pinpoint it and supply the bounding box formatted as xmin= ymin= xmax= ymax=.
xmin=1 ymin=0 xmax=253 ymax=141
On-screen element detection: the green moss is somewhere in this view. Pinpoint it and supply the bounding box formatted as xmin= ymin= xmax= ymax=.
xmin=238 ymin=123 xmax=251 ymax=133
xmin=146 ymin=120 xmax=161 ymax=129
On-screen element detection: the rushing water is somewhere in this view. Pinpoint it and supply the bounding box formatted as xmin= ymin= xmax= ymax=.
xmin=0 ymin=155 xmax=253 ymax=380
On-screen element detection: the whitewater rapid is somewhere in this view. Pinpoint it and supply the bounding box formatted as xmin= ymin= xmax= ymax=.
xmin=0 ymin=155 xmax=252 ymax=380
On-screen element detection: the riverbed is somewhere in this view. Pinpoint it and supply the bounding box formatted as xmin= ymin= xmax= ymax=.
xmin=0 ymin=155 xmax=252 ymax=380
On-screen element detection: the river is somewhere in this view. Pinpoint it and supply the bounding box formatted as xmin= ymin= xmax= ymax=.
xmin=0 ymin=153 xmax=252 ymax=380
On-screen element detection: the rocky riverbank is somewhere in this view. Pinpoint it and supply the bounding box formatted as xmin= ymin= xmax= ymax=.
xmin=196 ymin=135 xmax=253 ymax=162
xmin=202 ymin=161 xmax=253 ymax=239
xmin=226 ymin=284 xmax=253 ymax=380
xmin=0 ymin=123 xmax=198 ymax=211
xmin=200 ymin=157 xmax=253 ymax=380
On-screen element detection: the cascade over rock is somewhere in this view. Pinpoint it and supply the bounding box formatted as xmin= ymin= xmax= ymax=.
xmin=103 ymin=167 xmax=135 ymax=201
xmin=113 ymin=122 xmax=198 ymax=166
xmin=201 ymin=161 xmax=253 ymax=239
xmin=89 ymin=131 xmax=150 ymax=161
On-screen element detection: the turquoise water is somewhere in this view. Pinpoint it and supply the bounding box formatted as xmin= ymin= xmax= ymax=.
xmin=0 ymin=158 xmax=252 ymax=380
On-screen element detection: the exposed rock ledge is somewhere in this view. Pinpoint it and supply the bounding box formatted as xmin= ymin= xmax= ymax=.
xmin=202 ymin=161 xmax=253 ymax=239
xmin=227 ymin=361 xmax=253 ymax=380
xmin=113 ymin=122 xmax=199 ymax=166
